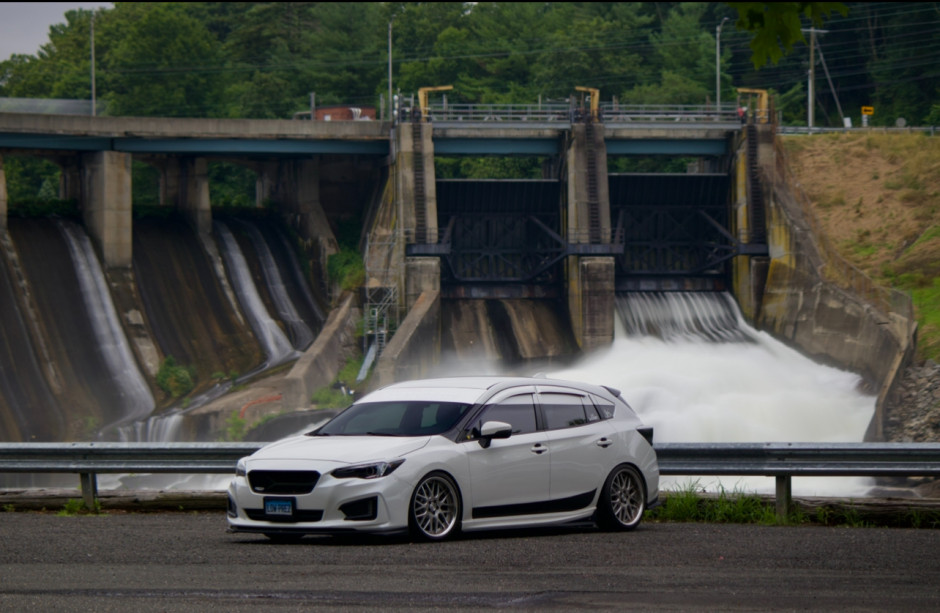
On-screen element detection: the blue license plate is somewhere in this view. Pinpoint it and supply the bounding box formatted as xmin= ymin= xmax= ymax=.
xmin=264 ymin=498 xmax=294 ymax=517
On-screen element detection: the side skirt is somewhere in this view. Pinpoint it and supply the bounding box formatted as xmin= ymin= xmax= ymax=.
xmin=471 ymin=490 xmax=596 ymax=519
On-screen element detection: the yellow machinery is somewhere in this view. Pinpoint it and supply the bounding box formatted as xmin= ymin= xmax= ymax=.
xmin=736 ymin=88 xmax=770 ymax=124
xmin=418 ymin=85 xmax=453 ymax=122
xmin=575 ymin=86 xmax=600 ymax=121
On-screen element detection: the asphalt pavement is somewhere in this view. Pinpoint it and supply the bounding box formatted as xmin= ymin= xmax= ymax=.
xmin=1 ymin=511 xmax=938 ymax=611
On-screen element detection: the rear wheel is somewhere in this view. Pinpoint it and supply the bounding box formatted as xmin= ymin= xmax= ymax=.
xmin=409 ymin=472 xmax=461 ymax=541
xmin=597 ymin=464 xmax=646 ymax=531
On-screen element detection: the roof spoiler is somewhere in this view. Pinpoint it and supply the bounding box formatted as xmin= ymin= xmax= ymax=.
xmin=602 ymin=385 xmax=622 ymax=397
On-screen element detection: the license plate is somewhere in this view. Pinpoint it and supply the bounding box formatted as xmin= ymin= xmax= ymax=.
xmin=264 ymin=498 xmax=294 ymax=517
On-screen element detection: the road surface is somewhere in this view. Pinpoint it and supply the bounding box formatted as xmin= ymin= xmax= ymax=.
xmin=1 ymin=512 xmax=938 ymax=611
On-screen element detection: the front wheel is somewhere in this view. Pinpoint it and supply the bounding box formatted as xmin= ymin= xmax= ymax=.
xmin=597 ymin=464 xmax=646 ymax=531
xmin=409 ymin=472 xmax=461 ymax=541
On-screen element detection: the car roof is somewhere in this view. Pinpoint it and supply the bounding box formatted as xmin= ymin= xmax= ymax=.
xmin=357 ymin=376 xmax=618 ymax=405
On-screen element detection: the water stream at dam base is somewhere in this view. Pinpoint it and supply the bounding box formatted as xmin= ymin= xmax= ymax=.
xmin=551 ymin=293 xmax=876 ymax=497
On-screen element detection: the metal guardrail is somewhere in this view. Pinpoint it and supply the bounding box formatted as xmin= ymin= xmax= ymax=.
xmin=778 ymin=125 xmax=939 ymax=136
xmin=416 ymin=102 xmax=742 ymax=124
xmin=2 ymin=442 xmax=940 ymax=516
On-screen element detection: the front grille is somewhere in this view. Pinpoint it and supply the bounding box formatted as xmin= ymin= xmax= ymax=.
xmin=248 ymin=470 xmax=320 ymax=495
xmin=245 ymin=508 xmax=323 ymax=523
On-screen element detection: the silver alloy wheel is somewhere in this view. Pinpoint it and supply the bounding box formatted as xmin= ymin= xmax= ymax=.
xmin=602 ymin=465 xmax=645 ymax=530
xmin=410 ymin=473 xmax=460 ymax=540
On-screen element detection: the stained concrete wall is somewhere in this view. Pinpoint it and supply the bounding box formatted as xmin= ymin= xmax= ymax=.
xmin=263 ymin=158 xmax=339 ymax=297
xmin=566 ymin=256 xmax=615 ymax=351
xmin=753 ymin=125 xmax=916 ymax=440
xmin=280 ymin=292 xmax=361 ymax=410
xmin=373 ymin=290 xmax=441 ymax=389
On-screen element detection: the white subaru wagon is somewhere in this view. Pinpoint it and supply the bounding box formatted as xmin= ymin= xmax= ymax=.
xmin=227 ymin=376 xmax=659 ymax=541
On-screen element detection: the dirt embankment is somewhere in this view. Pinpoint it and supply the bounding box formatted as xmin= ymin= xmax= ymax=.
xmin=781 ymin=132 xmax=940 ymax=442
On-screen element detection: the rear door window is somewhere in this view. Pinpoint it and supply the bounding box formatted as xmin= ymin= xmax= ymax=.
xmin=540 ymin=392 xmax=591 ymax=430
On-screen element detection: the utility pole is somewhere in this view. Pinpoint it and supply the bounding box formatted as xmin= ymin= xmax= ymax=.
xmin=388 ymin=21 xmax=393 ymax=122
xmin=804 ymin=28 xmax=828 ymax=129
xmin=90 ymin=12 xmax=96 ymax=116
xmin=716 ymin=17 xmax=729 ymax=112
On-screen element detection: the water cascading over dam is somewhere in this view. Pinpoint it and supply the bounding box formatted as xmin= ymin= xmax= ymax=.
xmin=0 ymin=214 xmax=325 ymax=443
xmin=552 ymin=292 xmax=877 ymax=496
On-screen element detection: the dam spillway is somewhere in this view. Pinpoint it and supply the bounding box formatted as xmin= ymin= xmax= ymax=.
xmin=553 ymin=291 xmax=877 ymax=496
xmin=0 ymin=214 xmax=325 ymax=442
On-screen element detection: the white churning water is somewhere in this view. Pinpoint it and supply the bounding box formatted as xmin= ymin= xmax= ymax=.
xmin=552 ymin=292 xmax=878 ymax=497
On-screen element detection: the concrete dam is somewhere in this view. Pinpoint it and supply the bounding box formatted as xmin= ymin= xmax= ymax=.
xmin=0 ymin=106 xmax=918 ymax=443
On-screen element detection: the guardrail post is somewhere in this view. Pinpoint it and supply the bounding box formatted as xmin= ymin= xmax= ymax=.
xmin=79 ymin=472 xmax=98 ymax=511
xmin=775 ymin=475 xmax=791 ymax=520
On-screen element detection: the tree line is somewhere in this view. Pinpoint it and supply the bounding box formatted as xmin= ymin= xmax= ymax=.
xmin=2 ymin=2 xmax=937 ymax=127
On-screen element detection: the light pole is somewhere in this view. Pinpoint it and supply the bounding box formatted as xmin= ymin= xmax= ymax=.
xmin=90 ymin=11 xmax=96 ymax=116
xmin=716 ymin=17 xmax=729 ymax=113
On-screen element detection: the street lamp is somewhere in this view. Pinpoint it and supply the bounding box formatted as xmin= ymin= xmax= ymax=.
xmin=716 ymin=17 xmax=730 ymax=114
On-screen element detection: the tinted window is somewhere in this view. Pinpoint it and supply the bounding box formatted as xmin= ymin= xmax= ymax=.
xmin=541 ymin=392 xmax=590 ymax=430
xmin=478 ymin=394 xmax=537 ymax=434
xmin=313 ymin=401 xmax=471 ymax=436
xmin=592 ymin=395 xmax=615 ymax=420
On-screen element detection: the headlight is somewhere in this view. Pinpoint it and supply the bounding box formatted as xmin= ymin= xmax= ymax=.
xmin=331 ymin=459 xmax=404 ymax=480
xmin=235 ymin=459 xmax=247 ymax=478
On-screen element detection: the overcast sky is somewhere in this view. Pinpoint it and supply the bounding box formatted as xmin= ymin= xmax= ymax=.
xmin=0 ymin=2 xmax=112 ymax=60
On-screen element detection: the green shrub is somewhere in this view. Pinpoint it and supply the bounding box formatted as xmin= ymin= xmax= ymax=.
xmin=327 ymin=248 xmax=365 ymax=291
xmin=156 ymin=356 xmax=195 ymax=397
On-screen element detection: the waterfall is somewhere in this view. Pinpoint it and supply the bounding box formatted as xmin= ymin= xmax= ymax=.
xmin=552 ymin=291 xmax=877 ymax=497
xmin=232 ymin=219 xmax=315 ymax=350
xmin=615 ymin=291 xmax=753 ymax=343
xmin=213 ymin=221 xmax=299 ymax=369
xmin=57 ymin=221 xmax=154 ymax=427
xmin=117 ymin=411 xmax=183 ymax=442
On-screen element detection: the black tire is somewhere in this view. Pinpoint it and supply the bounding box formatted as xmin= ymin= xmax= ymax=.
xmin=597 ymin=464 xmax=646 ymax=531
xmin=408 ymin=471 xmax=462 ymax=541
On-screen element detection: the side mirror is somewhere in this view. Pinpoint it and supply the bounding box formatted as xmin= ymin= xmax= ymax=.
xmin=478 ymin=420 xmax=512 ymax=448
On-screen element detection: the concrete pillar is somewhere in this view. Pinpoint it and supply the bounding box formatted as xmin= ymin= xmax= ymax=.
xmin=58 ymin=155 xmax=82 ymax=203
xmin=566 ymin=123 xmax=611 ymax=244
xmin=567 ymin=256 xmax=615 ymax=350
xmin=254 ymin=161 xmax=276 ymax=208
xmin=397 ymin=123 xmax=438 ymax=244
xmin=565 ymin=123 xmax=614 ymax=349
xmin=405 ymin=257 xmax=440 ymax=313
xmin=81 ymin=150 xmax=132 ymax=268
xmin=158 ymin=157 xmax=182 ymax=208
xmin=0 ymin=155 xmax=6 ymax=230
xmin=179 ymin=157 xmax=211 ymax=235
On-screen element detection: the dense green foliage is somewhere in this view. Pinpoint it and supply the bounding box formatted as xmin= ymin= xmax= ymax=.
xmin=155 ymin=356 xmax=195 ymax=398
xmin=3 ymin=2 xmax=934 ymax=128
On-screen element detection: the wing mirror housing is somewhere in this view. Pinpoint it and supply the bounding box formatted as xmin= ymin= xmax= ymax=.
xmin=478 ymin=420 xmax=512 ymax=448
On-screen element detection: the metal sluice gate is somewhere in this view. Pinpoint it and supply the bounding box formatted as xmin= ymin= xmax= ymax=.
xmin=407 ymin=174 xmax=767 ymax=289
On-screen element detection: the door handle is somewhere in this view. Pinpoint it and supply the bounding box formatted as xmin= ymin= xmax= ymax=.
xmin=530 ymin=444 xmax=547 ymax=455
xmin=596 ymin=438 xmax=613 ymax=448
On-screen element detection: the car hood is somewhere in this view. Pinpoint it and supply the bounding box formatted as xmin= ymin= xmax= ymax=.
xmin=248 ymin=435 xmax=431 ymax=464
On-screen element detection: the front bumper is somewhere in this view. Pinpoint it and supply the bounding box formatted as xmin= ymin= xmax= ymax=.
xmin=226 ymin=460 xmax=413 ymax=535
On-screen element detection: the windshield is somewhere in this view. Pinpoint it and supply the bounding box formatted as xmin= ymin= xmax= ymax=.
xmin=311 ymin=401 xmax=473 ymax=437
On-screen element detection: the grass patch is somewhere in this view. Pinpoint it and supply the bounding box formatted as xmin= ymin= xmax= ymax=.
xmin=648 ymin=482 xmax=787 ymax=525
xmin=647 ymin=484 xmax=940 ymax=529
xmin=57 ymin=498 xmax=101 ymax=516
xmin=309 ymin=355 xmax=365 ymax=408
xmin=327 ymin=248 xmax=365 ymax=292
